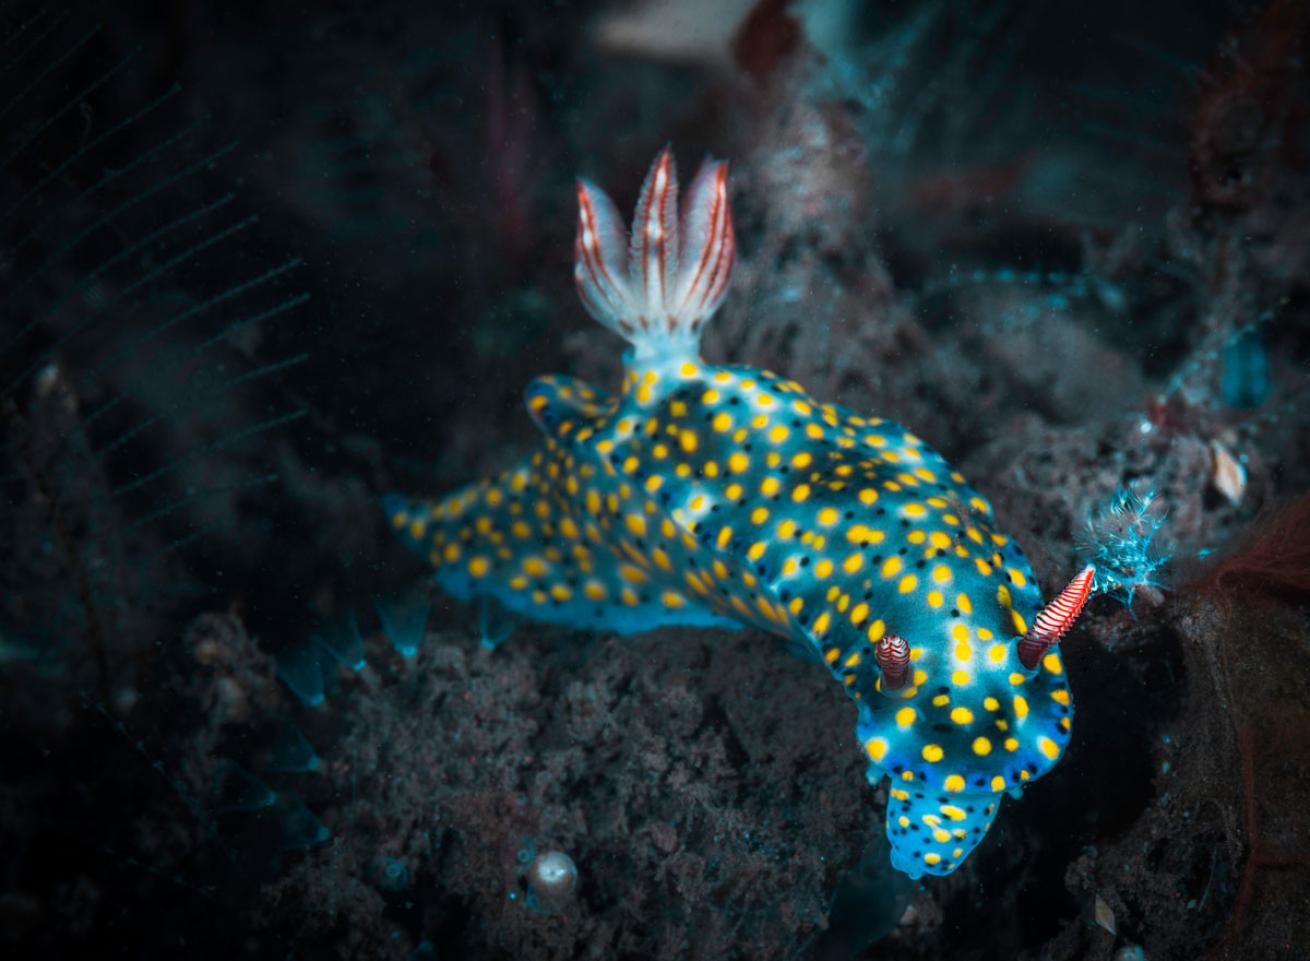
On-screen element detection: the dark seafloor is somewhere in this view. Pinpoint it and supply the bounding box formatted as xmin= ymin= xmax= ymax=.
xmin=1 ymin=1 xmax=1308 ymax=959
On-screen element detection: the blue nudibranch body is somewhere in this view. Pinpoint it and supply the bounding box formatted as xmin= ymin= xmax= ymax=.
xmin=385 ymin=148 xmax=1094 ymax=879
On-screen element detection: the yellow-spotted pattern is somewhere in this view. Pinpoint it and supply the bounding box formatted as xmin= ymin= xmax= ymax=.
xmin=384 ymin=148 xmax=1075 ymax=880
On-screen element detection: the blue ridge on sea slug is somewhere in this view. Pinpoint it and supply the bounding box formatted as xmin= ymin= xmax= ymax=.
xmin=384 ymin=147 xmax=1096 ymax=879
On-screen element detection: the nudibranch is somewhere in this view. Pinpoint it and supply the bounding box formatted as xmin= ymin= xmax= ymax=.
xmin=384 ymin=148 xmax=1095 ymax=879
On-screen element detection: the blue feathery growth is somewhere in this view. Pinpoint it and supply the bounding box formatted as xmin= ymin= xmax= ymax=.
xmin=1076 ymin=488 xmax=1170 ymax=609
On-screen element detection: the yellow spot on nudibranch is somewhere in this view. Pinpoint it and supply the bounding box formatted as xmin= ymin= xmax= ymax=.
xmin=896 ymin=707 xmax=917 ymax=728
xmin=468 ymin=556 xmax=490 ymax=577
xmin=1038 ymin=737 xmax=1060 ymax=759
xmin=972 ymin=737 xmax=992 ymax=756
xmin=922 ymin=744 xmax=944 ymax=763
xmin=866 ymin=738 xmax=888 ymax=762
xmin=1013 ymin=695 xmax=1030 ymax=719
xmin=950 ymin=707 xmax=974 ymax=725
xmin=847 ymin=524 xmax=883 ymax=545
xmin=943 ymin=775 xmax=966 ymax=793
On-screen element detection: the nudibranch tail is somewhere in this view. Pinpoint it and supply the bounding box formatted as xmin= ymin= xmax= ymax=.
xmin=884 ymin=784 xmax=1005 ymax=880
xmin=382 ymin=467 xmax=740 ymax=638
xmin=383 ymin=373 xmax=743 ymax=638
xmin=1017 ymin=565 xmax=1096 ymax=669
xmin=574 ymin=146 xmax=734 ymax=361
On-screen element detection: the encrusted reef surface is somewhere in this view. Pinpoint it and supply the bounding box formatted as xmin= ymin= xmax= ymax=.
xmin=2 ymin=1 xmax=1309 ymax=959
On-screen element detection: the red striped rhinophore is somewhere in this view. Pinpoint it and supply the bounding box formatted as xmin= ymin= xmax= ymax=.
xmin=1017 ymin=565 xmax=1096 ymax=669
xmin=875 ymin=634 xmax=911 ymax=692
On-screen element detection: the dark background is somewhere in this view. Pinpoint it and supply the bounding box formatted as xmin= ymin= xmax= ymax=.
xmin=2 ymin=1 xmax=1308 ymax=959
